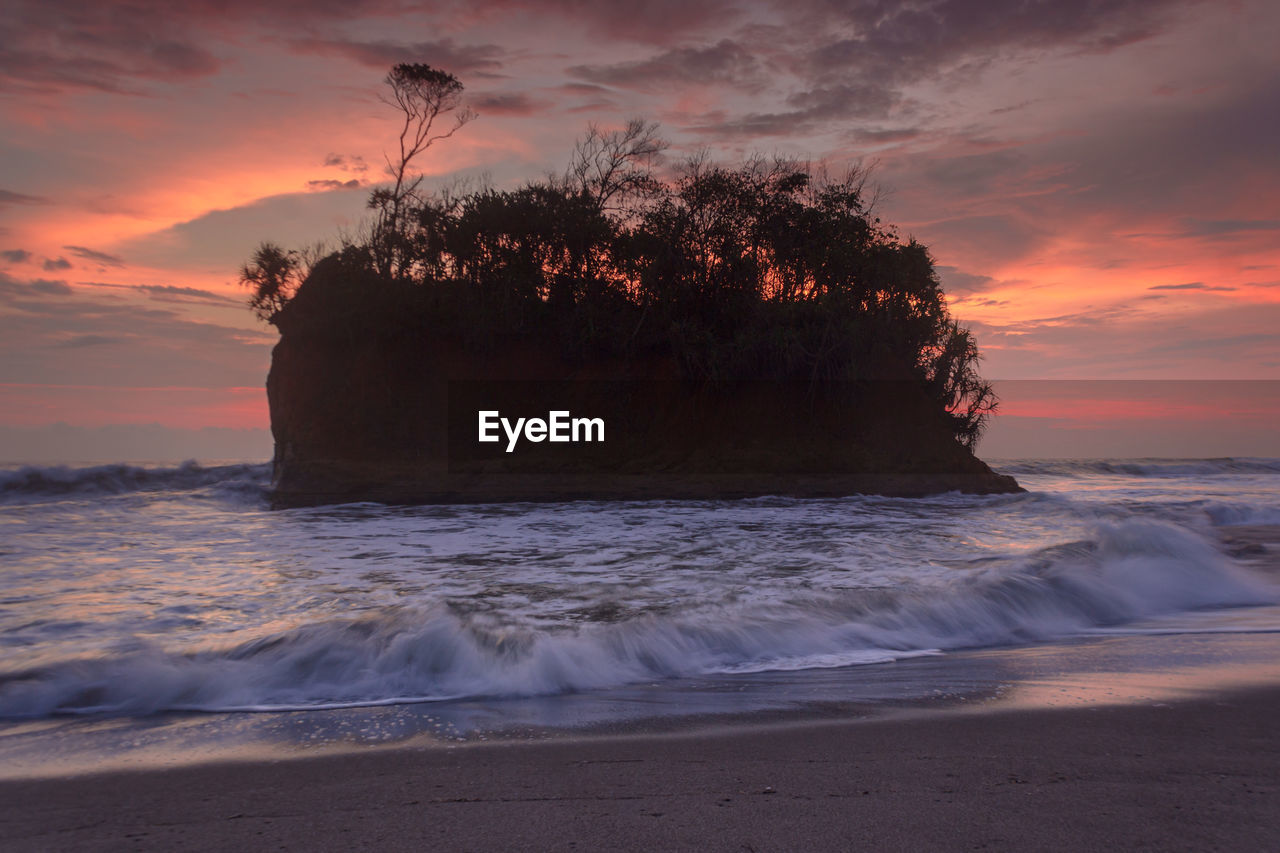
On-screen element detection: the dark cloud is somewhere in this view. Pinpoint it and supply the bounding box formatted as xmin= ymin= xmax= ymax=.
xmin=685 ymin=0 xmax=1202 ymax=141
xmin=0 ymin=0 xmax=423 ymax=91
xmin=555 ymin=83 xmax=619 ymax=113
xmin=850 ymin=127 xmax=925 ymax=144
xmin=917 ymin=149 xmax=1031 ymax=196
xmin=0 ymin=273 xmax=73 ymax=301
xmin=936 ymin=265 xmax=996 ymax=295
xmin=30 ymin=278 xmax=72 ymax=296
xmin=42 ymin=257 xmax=72 ymax=271
xmin=323 ymin=153 xmax=368 ymax=173
xmin=569 ymin=39 xmax=762 ymax=92
xmin=288 ymin=37 xmax=506 ymax=75
xmin=1179 ymin=218 xmax=1280 ymax=237
xmin=0 ymin=189 xmax=49 ymax=206
xmin=0 ymin=270 xmax=273 ymax=387
xmin=63 ymin=245 xmax=125 ymax=267
xmin=870 ymin=69 xmax=1280 ymax=283
xmin=137 ymin=284 xmax=238 ymax=305
xmin=559 ymin=82 xmax=612 ymax=95
xmin=917 ymin=214 xmax=1050 ymax=267
xmin=691 ymin=82 xmax=899 ymax=138
xmin=306 ymin=178 xmax=362 ymax=191
xmin=786 ymin=84 xmax=895 ymax=116
xmin=1 ymin=249 xmax=32 ymax=263
xmin=798 ymin=0 xmax=1192 ymax=86
xmin=1028 ymin=73 xmax=1280 ymax=218
xmin=58 ymin=334 xmax=120 ymax=348
xmin=471 ymin=92 xmax=548 ymax=116
xmin=1148 ymin=282 xmax=1236 ymax=292
xmin=565 ymin=98 xmax=620 ymax=114
xmin=1142 ymin=331 xmax=1277 ymax=357
xmin=0 ymin=22 xmax=219 ymax=94
xmin=463 ymin=0 xmax=741 ymax=44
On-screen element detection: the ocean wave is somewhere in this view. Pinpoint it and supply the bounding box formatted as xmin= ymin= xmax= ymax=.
xmin=0 ymin=461 xmax=271 ymax=503
xmin=1204 ymin=502 xmax=1280 ymax=527
xmin=0 ymin=518 xmax=1271 ymax=718
xmin=994 ymin=458 xmax=1280 ymax=479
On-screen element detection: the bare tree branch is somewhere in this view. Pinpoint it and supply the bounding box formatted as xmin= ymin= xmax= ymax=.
xmin=372 ymin=63 xmax=476 ymax=278
xmin=565 ymin=118 xmax=667 ymax=218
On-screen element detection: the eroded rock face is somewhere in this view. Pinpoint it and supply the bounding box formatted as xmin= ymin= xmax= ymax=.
xmin=266 ymin=261 xmax=1020 ymax=507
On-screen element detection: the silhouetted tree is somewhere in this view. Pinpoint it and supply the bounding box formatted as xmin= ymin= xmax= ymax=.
xmin=563 ymin=118 xmax=666 ymax=217
xmin=370 ymin=63 xmax=475 ymax=278
xmin=246 ymin=104 xmax=999 ymax=443
xmin=239 ymin=242 xmax=300 ymax=324
xmin=923 ymin=320 xmax=998 ymax=448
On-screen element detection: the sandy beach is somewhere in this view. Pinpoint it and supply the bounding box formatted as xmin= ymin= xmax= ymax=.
xmin=3 ymin=684 xmax=1278 ymax=852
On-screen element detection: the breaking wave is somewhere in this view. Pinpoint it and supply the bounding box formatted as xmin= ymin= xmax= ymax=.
xmin=1 ymin=518 xmax=1271 ymax=718
xmin=0 ymin=461 xmax=271 ymax=503
xmin=995 ymin=458 xmax=1280 ymax=479
xmin=1205 ymin=502 xmax=1280 ymax=527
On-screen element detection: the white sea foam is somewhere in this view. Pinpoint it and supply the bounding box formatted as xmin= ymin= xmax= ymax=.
xmin=2 ymin=457 xmax=1277 ymax=720
xmin=994 ymin=458 xmax=1280 ymax=479
xmin=0 ymin=518 xmax=1270 ymax=718
xmin=1204 ymin=502 xmax=1280 ymax=527
xmin=0 ymin=461 xmax=270 ymax=503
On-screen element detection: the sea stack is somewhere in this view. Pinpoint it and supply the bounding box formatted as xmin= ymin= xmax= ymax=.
xmin=266 ymin=256 xmax=1020 ymax=507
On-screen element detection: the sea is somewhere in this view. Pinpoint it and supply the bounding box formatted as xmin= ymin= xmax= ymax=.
xmin=2 ymin=457 xmax=1279 ymax=777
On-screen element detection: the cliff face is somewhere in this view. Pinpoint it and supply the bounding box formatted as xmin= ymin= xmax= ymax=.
xmin=267 ymin=260 xmax=1020 ymax=506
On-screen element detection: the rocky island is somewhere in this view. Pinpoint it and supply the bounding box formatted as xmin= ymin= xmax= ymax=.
xmin=247 ymin=65 xmax=1019 ymax=506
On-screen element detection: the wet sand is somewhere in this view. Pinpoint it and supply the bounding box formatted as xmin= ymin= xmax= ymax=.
xmin=3 ymin=685 xmax=1278 ymax=852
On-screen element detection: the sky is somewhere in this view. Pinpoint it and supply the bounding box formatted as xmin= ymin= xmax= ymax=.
xmin=1 ymin=0 xmax=1277 ymax=461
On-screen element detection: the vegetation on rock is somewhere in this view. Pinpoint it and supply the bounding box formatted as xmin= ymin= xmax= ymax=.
xmin=243 ymin=64 xmax=997 ymax=448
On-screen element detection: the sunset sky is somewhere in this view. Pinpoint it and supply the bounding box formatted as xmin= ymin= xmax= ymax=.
xmin=1 ymin=0 xmax=1277 ymax=460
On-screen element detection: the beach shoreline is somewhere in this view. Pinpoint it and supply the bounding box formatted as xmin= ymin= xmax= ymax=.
xmin=3 ymin=683 xmax=1277 ymax=851
xmin=4 ymin=481 xmax=1278 ymax=850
